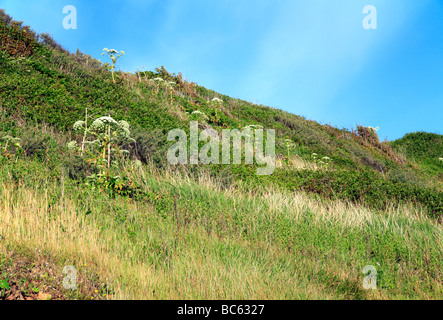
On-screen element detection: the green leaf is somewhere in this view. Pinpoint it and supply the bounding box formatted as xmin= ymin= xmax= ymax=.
xmin=0 ymin=278 xmax=10 ymax=290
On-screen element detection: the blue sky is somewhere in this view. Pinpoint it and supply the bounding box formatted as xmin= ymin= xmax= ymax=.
xmin=2 ymin=0 xmax=442 ymax=141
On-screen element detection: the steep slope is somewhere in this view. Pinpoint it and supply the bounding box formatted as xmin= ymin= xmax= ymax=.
xmin=391 ymin=132 xmax=443 ymax=180
xmin=1 ymin=11 xmax=441 ymax=217
xmin=0 ymin=10 xmax=442 ymax=301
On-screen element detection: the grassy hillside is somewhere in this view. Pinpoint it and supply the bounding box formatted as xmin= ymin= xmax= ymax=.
xmin=391 ymin=132 xmax=443 ymax=179
xmin=0 ymin=10 xmax=442 ymax=300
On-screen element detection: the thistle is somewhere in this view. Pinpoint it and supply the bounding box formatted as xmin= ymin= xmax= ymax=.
xmin=101 ymin=48 xmax=125 ymax=83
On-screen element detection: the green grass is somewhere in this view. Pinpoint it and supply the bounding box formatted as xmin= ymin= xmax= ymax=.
xmin=0 ymin=10 xmax=442 ymax=300
xmin=391 ymin=132 xmax=443 ymax=179
xmin=0 ymin=159 xmax=441 ymax=299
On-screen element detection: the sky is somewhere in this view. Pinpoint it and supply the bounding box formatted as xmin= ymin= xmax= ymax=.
xmin=1 ymin=0 xmax=442 ymax=141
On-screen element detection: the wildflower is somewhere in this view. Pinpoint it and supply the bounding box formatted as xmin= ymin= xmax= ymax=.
xmin=211 ymin=97 xmax=223 ymax=104
xmin=1 ymin=135 xmax=21 ymax=143
xmin=91 ymin=119 xmax=105 ymax=130
xmin=153 ymin=77 xmax=164 ymax=82
xmin=73 ymin=121 xmax=85 ymax=131
xmin=120 ymin=127 xmax=131 ymax=138
xmin=101 ymin=49 xmax=125 ymax=83
xmin=67 ymin=141 xmax=77 ymax=150
xmin=105 ymin=48 xmax=118 ymax=54
xmin=191 ymin=110 xmax=207 ymax=119
xmin=134 ymin=160 xmax=142 ymax=168
xmin=118 ymin=120 xmax=130 ymax=130
xmin=439 ymin=157 xmax=443 ymax=162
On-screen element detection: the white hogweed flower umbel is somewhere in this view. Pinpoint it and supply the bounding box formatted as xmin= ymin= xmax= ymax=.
xmin=96 ymin=116 xmax=118 ymax=125
xmin=120 ymin=127 xmax=131 ymax=138
xmin=134 ymin=160 xmax=142 ymax=168
xmin=67 ymin=141 xmax=77 ymax=150
xmin=191 ymin=110 xmax=208 ymax=120
xmin=91 ymin=119 xmax=105 ymax=130
xmin=118 ymin=120 xmax=130 ymax=130
xmin=73 ymin=121 xmax=85 ymax=131
xmin=211 ymin=97 xmax=223 ymax=104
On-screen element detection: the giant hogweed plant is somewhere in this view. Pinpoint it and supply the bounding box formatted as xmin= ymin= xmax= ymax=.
xmin=284 ymin=138 xmax=297 ymax=166
xmin=68 ymin=112 xmax=140 ymax=197
xmin=152 ymin=77 xmax=177 ymax=101
xmin=101 ymin=48 xmax=125 ymax=83
xmin=311 ymin=153 xmax=332 ymax=169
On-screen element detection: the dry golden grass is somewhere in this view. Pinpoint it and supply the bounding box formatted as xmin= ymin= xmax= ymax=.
xmin=0 ymin=181 xmax=340 ymax=299
xmin=1 ymin=164 xmax=441 ymax=299
xmin=157 ymin=164 xmax=435 ymax=231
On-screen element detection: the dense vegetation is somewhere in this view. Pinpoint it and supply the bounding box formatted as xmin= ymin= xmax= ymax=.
xmin=0 ymin=10 xmax=442 ymax=300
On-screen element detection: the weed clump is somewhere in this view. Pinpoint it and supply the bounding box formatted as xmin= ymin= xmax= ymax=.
xmin=357 ymin=125 xmax=380 ymax=145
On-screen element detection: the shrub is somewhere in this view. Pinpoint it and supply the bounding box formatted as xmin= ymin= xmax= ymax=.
xmin=388 ymin=167 xmax=426 ymax=188
xmin=129 ymin=128 xmax=169 ymax=168
xmin=357 ymin=125 xmax=380 ymax=145
xmin=0 ymin=13 xmax=38 ymax=57
xmin=38 ymin=33 xmax=68 ymax=54
xmin=64 ymin=154 xmax=96 ymax=180
xmin=361 ymin=155 xmax=386 ymax=173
